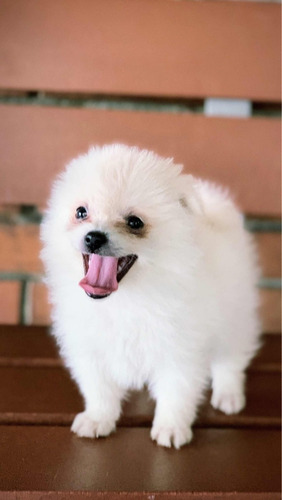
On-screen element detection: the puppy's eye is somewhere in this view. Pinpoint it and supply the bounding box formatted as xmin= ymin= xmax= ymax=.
xmin=127 ymin=215 xmax=144 ymax=230
xmin=75 ymin=206 xmax=88 ymax=220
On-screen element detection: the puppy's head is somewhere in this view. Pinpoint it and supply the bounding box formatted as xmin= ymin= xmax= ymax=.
xmin=41 ymin=144 xmax=197 ymax=300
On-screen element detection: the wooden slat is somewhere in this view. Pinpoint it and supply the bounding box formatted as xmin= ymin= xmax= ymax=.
xmin=0 ymin=367 xmax=280 ymax=428
xmin=1 ymin=493 xmax=280 ymax=500
xmin=0 ymin=426 xmax=280 ymax=494
xmin=251 ymin=334 xmax=281 ymax=371
xmin=0 ymin=106 xmax=280 ymax=215
xmin=0 ymin=327 xmax=280 ymax=427
xmin=0 ymin=325 xmax=57 ymax=360
xmin=0 ymin=327 xmax=280 ymax=368
xmin=22 ymin=287 xmax=278 ymax=330
xmin=0 ymin=224 xmax=42 ymax=273
xmin=0 ymin=225 xmax=280 ymax=277
xmin=0 ymin=324 xmax=280 ymax=428
xmin=0 ymin=0 xmax=280 ymax=101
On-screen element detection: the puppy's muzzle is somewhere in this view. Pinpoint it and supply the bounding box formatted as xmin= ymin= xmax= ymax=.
xmin=84 ymin=231 xmax=108 ymax=253
xmin=79 ymin=231 xmax=138 ymax=300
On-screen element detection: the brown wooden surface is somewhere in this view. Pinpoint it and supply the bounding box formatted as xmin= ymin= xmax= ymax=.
xmin=0 ymin=325 xmax=280 ymax=495
xmin=1 ymin=494 xmax=281 ymax=500
xmin=0 ymin=426 xmax=280 ymax=494
xmin=0 ymin=327 xmax=280 ymax=427
xmin=0 ymin=105 xmax=280 ymax=215
xmin=0 ymin=325 xmax=280 ymax=368
xmin=0 ymin=0 xmax=280 ymax=101
xmin=0 ymin=325 xmax=57 ymax=360
xmin=0 ymin=367 xmax=280 ymax=428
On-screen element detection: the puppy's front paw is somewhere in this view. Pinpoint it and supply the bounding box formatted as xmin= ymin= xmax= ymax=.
xmin=71 ymin=411 xmax=116 ymax=438
xmin=211 ymin=390 xmax=245 ymax=415
xmin=151 ymin=423 xmax=193 ymax=449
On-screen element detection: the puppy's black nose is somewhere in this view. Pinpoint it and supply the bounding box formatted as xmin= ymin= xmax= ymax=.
xmin=84 ymin=231 xmax=108 ymax=253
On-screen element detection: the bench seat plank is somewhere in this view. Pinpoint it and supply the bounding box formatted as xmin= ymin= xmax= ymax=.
xmin=0 ymin=325 xmax=58 ymax=363
xmin=0 ymin=426 xmax=280 ymax=494
xmin=0 ymin=0 xmax=280 ymax=100
xmin=0 ymin=366 xmax=280 ymax=428
xmin=0 ymin=105 xmax=280 ymax=215
xmin=1 ymin=325 xmax=280 ymax=371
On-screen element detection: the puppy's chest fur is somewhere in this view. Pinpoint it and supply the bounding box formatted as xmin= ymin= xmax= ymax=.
xmin=58 ymin=297 xmax=182 ymax=391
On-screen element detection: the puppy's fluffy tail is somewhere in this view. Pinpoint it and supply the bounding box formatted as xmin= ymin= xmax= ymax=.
xmin=182 ymin=176 xmax=243 ymax=231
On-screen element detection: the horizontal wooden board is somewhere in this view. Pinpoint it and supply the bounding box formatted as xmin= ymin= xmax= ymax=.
xmin=0 ymin=325 xmax=57 ymax=361
xmin=29 ymin=288 xmax=282 ymax=333
xmin=0 ymin=224 xmax=42 ymax=273
xmin=1 ymin=326 xmax=280 ymax=369
xmin=0 ymin=286 xmax=280 ymax=333
xmin=0 ymin=327 xmax=280 ymax=427
xmin=0 ymin=222 xmax=280 ymax=328
xmin=0 ymin=0 xmax=280 ymax=100
xmin=0 ymin=106 xmax=280 ymax=215
xmin=1 ymin=493 xmax=279 ymax=500
xmin=0 ymin=326 xmax=280 ymax=369
xmin=0 ymin=367 xmax=280 ymax=428
xmin=0 ymin=224 xmax=280 ymax=277
xmin=0 ymin=426 xmax=280 ymax=493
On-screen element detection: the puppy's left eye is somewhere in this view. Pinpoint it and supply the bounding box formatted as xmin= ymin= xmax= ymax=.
xmin=75 ymin=206 xmax=88 ymax=220
xmin=127 ymin=215 xmax=144 ymax=230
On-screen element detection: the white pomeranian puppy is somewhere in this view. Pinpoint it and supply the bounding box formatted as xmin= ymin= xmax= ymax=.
xmin=41 ymin=144 xmax=260 ymax=449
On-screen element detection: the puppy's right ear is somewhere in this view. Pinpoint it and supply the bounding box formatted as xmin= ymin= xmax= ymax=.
xmin=177 ymin=175 xmax=204 ymax=216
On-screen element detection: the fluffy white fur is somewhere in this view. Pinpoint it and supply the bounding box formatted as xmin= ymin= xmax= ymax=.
xmin=41 ymin=144 xmax=260 ymax=448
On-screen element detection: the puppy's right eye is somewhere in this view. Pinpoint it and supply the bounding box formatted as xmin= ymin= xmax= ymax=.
xmin=75 ymin=206 xmax=88 ymax=220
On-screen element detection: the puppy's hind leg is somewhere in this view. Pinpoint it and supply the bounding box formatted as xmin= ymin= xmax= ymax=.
xmin=210 ymin=364 xmax=246 ymax=415
xmin=210 ymin=317 xmax=260 ymax=415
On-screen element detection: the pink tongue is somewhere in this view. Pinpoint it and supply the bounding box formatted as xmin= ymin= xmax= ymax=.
xmin=79 ymin=254 xmax=118 ymax=296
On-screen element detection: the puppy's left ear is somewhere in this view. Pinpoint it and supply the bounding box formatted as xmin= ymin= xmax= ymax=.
xmin=176 ymin=174 xmax=204 ymax=216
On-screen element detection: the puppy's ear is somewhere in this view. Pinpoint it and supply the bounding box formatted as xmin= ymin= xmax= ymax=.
xmin=176 ymin=174 xmax=204 ymax=216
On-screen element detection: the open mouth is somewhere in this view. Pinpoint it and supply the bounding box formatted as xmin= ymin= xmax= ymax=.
xmin=79 ymin=253 xmax=138 ymax=299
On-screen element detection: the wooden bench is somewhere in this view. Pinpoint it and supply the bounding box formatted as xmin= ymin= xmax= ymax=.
xmin=0 ymin=325 xmax=281 ymax=497
xmin=0 ymin=0 xmax=280 ymax=497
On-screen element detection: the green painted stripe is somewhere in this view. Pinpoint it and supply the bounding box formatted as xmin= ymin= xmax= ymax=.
xmin=0 ymin=93 xmax=203 ymax=114
xmin=0 ymin=93 xmax=280 ymax=118
xmin=0 ymin=272 xmax=42 ymax=282
xmin=259 ymin=278 xmax=281 ymax=290
xmin=0 ymin=206 xmax=43 ymax=225
xmin=19 ymin=280 xmax=29 ymax=325
xmin=244 ymin=218 xmax=281 ymax=233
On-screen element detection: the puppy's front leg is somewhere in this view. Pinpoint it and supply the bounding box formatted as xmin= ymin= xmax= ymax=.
xmin=69 ymin=357 xmax=125 ymax=439
xmin=150 ymin=368 xmax=206 ymax=449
